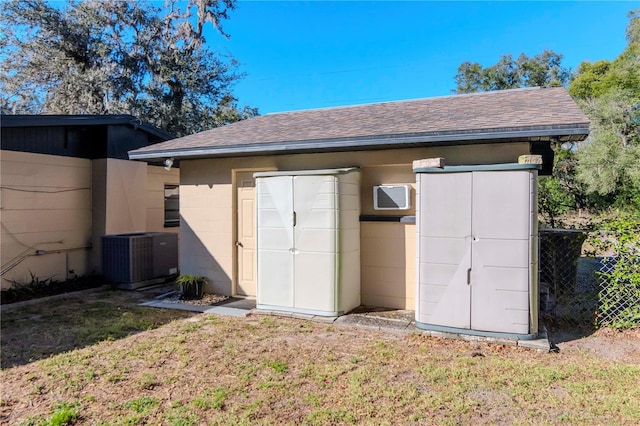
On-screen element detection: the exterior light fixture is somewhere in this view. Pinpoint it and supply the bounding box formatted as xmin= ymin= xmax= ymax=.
xmin=164 ymin=158 xmax=174 ymax=171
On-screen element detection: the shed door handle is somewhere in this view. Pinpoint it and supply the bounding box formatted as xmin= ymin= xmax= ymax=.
xmin=293 ymin=211 xmax=297 ymax=227
xmin=467 ymin=268 xmax=471 ymax=285
xmin=236 ymin=241 xmax=243 ymax=247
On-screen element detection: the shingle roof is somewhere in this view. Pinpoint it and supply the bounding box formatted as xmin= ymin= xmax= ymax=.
xmin=129 ymin=87 xmax=589 ymax=160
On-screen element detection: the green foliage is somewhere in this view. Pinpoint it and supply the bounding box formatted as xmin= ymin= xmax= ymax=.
xmin=568 ymin=60 xmax=613 ymax=99
xmin=575 ymin=94 xmax=640 ymax=203
xmin=454 ymin=49 xmax=571 ymax=94
xmin=589 ymin=214 xmax=640 ymax=329
xmin=45 ymin=402 xmax=80 ymax=426
xmin=538 ymin=176 xmax=573 ymax=228
xmin=573 ymin=89 xmax=640 ymax=212
xmin=267 ymin=360 xmax=288 ymax=373
xmin=1 ymin=272 xmax=103 ymax=305
xmin=124 ymin=397 xmax=159 ymax=414
xmin=570 ymin=10 xmax=640 ymax=213
xmin=192 ymin=389 xmax=227 ymax=410
xmin=0 ymin=0 xmax=257 ymax=136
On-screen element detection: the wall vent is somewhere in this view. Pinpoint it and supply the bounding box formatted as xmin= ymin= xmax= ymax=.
xmin=373 ymin=185 xmax=411 ymax=210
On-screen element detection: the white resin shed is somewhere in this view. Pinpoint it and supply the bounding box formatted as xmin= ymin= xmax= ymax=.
xmin=255 ymin=168 xmax=361 ymax=316
xmin=414 ymin=163 xmax=540 ymax=339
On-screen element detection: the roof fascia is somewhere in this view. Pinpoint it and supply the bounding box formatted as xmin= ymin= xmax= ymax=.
xmin=128 ymin=125 xmax=590 ymax=161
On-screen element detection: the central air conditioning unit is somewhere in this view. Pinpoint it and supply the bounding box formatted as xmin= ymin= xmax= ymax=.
xmin=373 ymin=185 xmax=411 ymax=210
xmin=102 ymin=233 xmax=178 ymax=290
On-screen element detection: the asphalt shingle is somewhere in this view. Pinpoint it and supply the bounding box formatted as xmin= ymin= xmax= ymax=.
xmin=129 ymin=87 xmax=589 ymax=158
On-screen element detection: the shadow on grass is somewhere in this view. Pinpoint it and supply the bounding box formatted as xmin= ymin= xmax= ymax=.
xmin=1 ymin=288 xmax=197 ymax=369
xmin=543 ymin=318 xmax=597 ymax=346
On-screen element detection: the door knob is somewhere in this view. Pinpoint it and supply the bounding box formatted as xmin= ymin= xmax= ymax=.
xmin=235 ymin=241 xmax=243 ymax=247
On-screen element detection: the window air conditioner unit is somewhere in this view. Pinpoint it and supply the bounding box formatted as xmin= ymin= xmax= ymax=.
xmin=373 ymin=185 xmax=411 ymax=210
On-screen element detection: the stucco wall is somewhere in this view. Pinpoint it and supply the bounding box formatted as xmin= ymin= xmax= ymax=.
xmin=146 ymin=165 xmax=180 ymax=233
xmin=90 ymin=159 xmax=180 ymax=273
xmin=179 ymin=142 xmax=530 ymax=309
xmin=1 ymin=150 xmax=92 ymax=287
xmin=2 ymin=152 xmax=180 ymax=287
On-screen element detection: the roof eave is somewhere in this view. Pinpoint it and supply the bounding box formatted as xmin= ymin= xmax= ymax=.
xmin=128 ymin=124 xmax=590 ymax=161
xmin=1 ymin=114 xmax=175 ymax=141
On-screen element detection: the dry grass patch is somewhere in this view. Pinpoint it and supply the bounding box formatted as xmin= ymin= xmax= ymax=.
xmin=2 ymin=305 xmax=639 ymax=425
xmin=1 ymin=288 xmax=194 ymax=368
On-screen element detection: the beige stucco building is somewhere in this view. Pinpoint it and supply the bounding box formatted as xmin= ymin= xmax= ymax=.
xmin=1 ymin=115 xmax=179 ymax=289
xmin=129 ymin=88 xmax=590 ymax=311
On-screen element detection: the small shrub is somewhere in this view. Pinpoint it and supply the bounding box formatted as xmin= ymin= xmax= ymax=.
xmin=1 ymin=273 xmax=103 ymax=305
xmin=175 ymin=274 xmax=207 ymax=300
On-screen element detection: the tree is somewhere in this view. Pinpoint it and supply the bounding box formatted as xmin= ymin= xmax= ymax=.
xmin=570 ymin=9 xmax=640 ymax=211
xmin=454 ymin=49 xmax=571 ymax=94
xmin=0 ymin=0 xmax=257 ymax=136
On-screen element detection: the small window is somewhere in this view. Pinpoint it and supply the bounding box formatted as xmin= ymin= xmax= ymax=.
xmin=164 ymin=184 xmax=179 ymax=227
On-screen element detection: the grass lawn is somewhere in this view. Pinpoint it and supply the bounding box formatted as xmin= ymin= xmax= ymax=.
xmin=1 ymin=288 xmax=639 ymax=425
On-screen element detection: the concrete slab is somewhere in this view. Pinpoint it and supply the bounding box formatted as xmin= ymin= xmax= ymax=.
xmin=140 ymin=300 xmax=209 ymax=313
xmin=335 ymin=314 xmax=412 ymax=331
xmin=517 ymin=330 xmax=551 ymax=353
xmin=216 ymin=298 xmax=256 ymax=310
xmin=252 ymin=309 xmax=293 ymax=318
xmin=290 ymin=312 xmax=315 ymax=321
xmin=203 ymin=306 xmax=250 ymax=317
xmin=429 ymin=330 xmax=465 ymax=340
xmin=484 ymin=336 xmax=518 ymax=347
xmin=311 ymin=315 xmax=338 ymax=324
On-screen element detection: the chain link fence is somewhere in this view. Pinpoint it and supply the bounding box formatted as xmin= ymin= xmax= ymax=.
xmin=539 ymin=229 xmax=595 ymax=325
xmin=596 ymin=254 xmax=640 ymax=327
xmin=539 ymin=226 xmax=640 ymax=329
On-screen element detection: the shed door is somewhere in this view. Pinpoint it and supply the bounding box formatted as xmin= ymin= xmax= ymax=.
xmin=293 ymin=175 xmax=337 ymax=312
xmin=418 ymin=173 xmax=472 ymax=329
xmin=256 ymin=176 xmax=295 ymax=307
xmin=470 ymin=171 xmax=531 ymax=334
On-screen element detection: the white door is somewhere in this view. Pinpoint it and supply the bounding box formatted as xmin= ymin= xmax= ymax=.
xmin=236 ymin=172 xmax=258 ymax=297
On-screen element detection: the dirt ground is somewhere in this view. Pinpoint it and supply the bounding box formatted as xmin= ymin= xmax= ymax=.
xmin=549 ymin=325 xmax=640 ymax=362
xmin=1 ymin=287 xmax=639 ymax=425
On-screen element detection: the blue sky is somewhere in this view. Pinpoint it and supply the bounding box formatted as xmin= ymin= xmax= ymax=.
xmin=205 ymin=1 xmax=635 ymax=114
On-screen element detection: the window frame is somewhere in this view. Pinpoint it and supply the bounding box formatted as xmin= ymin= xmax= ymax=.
xmin=164 ymin=184 xmax=180 ymax=228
